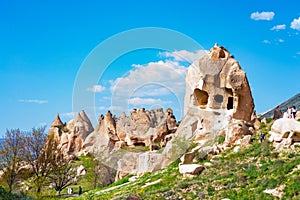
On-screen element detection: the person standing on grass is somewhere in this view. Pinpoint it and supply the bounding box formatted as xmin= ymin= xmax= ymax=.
xmin=79 ymin=186 xmax=82 ymax=195
xmin=260 ymin=133 xmax=266 ymax=143
xmin=292 ymin=106 xmax=297 ymax=119
xmin=273 ymin=105 xmax=283 ymax=120
xmin=287 ymin=106 xmax=293 ymax=118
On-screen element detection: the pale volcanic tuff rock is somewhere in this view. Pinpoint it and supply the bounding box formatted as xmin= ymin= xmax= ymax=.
xmin=67 ymin=110 xmax=94 ymax=154
xmin=269 ymin=118 xmax=300 ymax=150
xmin=82 ymin=108 xmax=176 ymax=156
xmin=112 ymin=108 xmax=177 ymax=181
xmin=179 ymin=44 xmax=254 ymax=146
xmin=116 ymin=108 xmax=176 ymax=147
xmin=184 ymin=43 xmax=254 ymax=121
xmin=47 ymin=110 xmax=94 ymax=155
xmin=47 ymin=113 xmax=64 ymax=139
xmin=116 ymin=44 xmax=256 ymax=179
xmin=83 ymin=110 xmax=117 ymax=153
xmin=46 ymin=44 xmax=256 ymax=182
xmin=47 ymin=114 xmax=70 ymax=153
xmin=160 ymin=44 xmax=256 ymax=170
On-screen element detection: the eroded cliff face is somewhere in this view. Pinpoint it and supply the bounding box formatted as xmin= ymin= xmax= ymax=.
xmin=184 ymin=43 xmax=254 ymax=122
xmin=48 ymin=108 xmax=177 ymax=156
xmin=114 ymin=44 xmax=256 ymax=180
xmin=82 ymin=108 xmax=177 ymax=154
xmin=47 ymin=110 xmax=94 ymax=155
xmin=46 ymin=44 xmax=256 ymax=183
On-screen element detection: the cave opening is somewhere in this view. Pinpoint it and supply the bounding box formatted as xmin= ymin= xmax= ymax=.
xmin=194 ymin=89 xmax=209 ymax=108
xmin=227 ymin=97 xmax=234 ymax=110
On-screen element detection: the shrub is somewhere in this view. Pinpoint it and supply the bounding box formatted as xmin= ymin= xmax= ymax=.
xmin=266 ymin=118 xmax=273 ymax=123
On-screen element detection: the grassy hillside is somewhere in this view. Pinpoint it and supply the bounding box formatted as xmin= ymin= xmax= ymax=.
xmin=2 ymin=119 xmax=299 ymax=199
xmin=66 ymin=120 xmax=300 ymax=200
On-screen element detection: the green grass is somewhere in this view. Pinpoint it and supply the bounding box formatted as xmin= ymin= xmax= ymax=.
xmin=2 ymin=119 xmax=300 ymax=199
xmin=64 ymin=138 xmax=300 ymax=199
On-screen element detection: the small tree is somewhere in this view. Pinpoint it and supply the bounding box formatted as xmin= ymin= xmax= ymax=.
xmin=0 ymin=129 xmax=24 ymax=193
xmin=47 ymin=139 xmax=77 ymax=196
xmin=22 ymin=126 xmax=51 ymax=193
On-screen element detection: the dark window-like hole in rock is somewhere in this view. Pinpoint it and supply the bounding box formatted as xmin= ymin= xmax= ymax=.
xmin=219 ymin=50 xmax=226 ymax=58
xmin=194 ymin=89 xmax=209 ymax=108
xmin=227 ymin=97 xmax=234 ymax=110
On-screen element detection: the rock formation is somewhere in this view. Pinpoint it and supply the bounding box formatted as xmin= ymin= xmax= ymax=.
xmin=46 ymin=44 xmax=256 ymax=183
xmin=83 ymin=110 xmax=117 ymax=153
xmin=269 ymin=118 xmax=300 ymax=150
xmin=67 ymin=110 xmax=94 ymax=154
xmin=82 ymin=108 xmax=176 ymax=156
xmin=47 ymin=110 xmax=94 ymax=155
xmin=114 ymin=44 xmax=256 ymax=180
xmin=184 ymin=43 xmax=254 ymax=121
xmin=48 ymin=113 xmax=64 ymax=136
xmin=173 ymin=44 xmax=254 ymax=148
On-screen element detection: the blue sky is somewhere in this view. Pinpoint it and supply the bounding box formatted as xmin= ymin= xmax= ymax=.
xmin=1 ymin=0 xmax=300 ymax=136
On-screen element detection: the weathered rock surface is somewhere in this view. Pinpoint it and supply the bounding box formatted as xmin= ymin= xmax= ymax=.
xmin=115 ymin=44 xmax=256 ymax=178
xmin=263 ymin=185 xmax=285 ymax=198
xmin=184 ymin=43 xmax=254 ymax=122
xmin=83 ymin=110 xmax=117 ymax=153
xmin=82 ymin=108 xmax=177 ymax=157
xmin=179 ymin=164 xmax=204 ymax=177
xmin=269 ymin=118 xmax=300 ymax=150
xmin=76 ymin=165 xmax=86 ymax=176
xmin=47 ymin=110 xmax=94 ymax=155
xmin=67 ymin=110 xmax=94 ymax=154
xmin=116 ymin=108 xmax=176 ymax=147
xmin=46 ymin=44 xmax=256 ymax=183
xmin=47 ymin=113 xmax=64 ymax=139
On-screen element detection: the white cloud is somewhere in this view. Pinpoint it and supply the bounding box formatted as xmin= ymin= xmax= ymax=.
xmin=291 ymin=17 xmax=300 ymax=30
xmin=109 ymin=60 xmax=187 ymax=114
xmin=278 ymin=39 xmax=284 ymax=43
xmin=110 ymin=60 xmax=186 ymax=93
xmin=108 ymin=106 xmax=124 ymax=112
xmin=61 ymin=112 xmax=77 ymax=118
xmin=160 ymin=49 xmax=207 ymax=63
xmin=250 ymin=11 xmax=275 ymax=21
xmin=263 ymin=40 xmax=271 ymax=44
xmin=87 ymin=85 xmax=105 ymax=93
xmin=270 ymin=24 xmax=286 ymax=31
xmin=37 ymin=122 xmax=47 ymax=127
xmin=18 ymin=99 xmax=48 ymax=104
xmin=297 ymin=52 xmax=300 ymax=55
xmin=128 ymin=97 xmax=170 ymax=106
xmin=132 ymin=86 xmax=171 ymax=97
xmin=97 ymin=106 xmax=107 ymax=110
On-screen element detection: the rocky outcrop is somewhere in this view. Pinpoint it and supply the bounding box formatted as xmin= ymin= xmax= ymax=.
xmin=112 ymin=108 xmax=177 ymax=181
xmin=269 ymin=118 xmax=300 ymax=150
xmin=46 ymin=44 xmax=256 ymax=183
xmin=47 ymin=110 xmax=94 ymax=155
xmin=184 ymin=43 xmax=254 ymax=122
xmin=47 ymin=114 xmax=64 ymax=139
xmin=158 ymin=44 xmax=255 ymax=171
xmin=67 ymin=110 xmax=94 ymax=154
xmin=116 ymin=108 xmax=171 ymax=147
xmin=83 ymin=111 xmax=117 ymax=153
xmin=263 ymin=185 xmax=285 ymax=198
xmin=82 ymin=108 xmax=176 ymax=156
xmin=113 ymin=44 xmax=255 ymax=179
xmin=47 ymin=114 xmax=69 ymax=153
xmin=179 ymin=164 xmax=204 ymax=177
